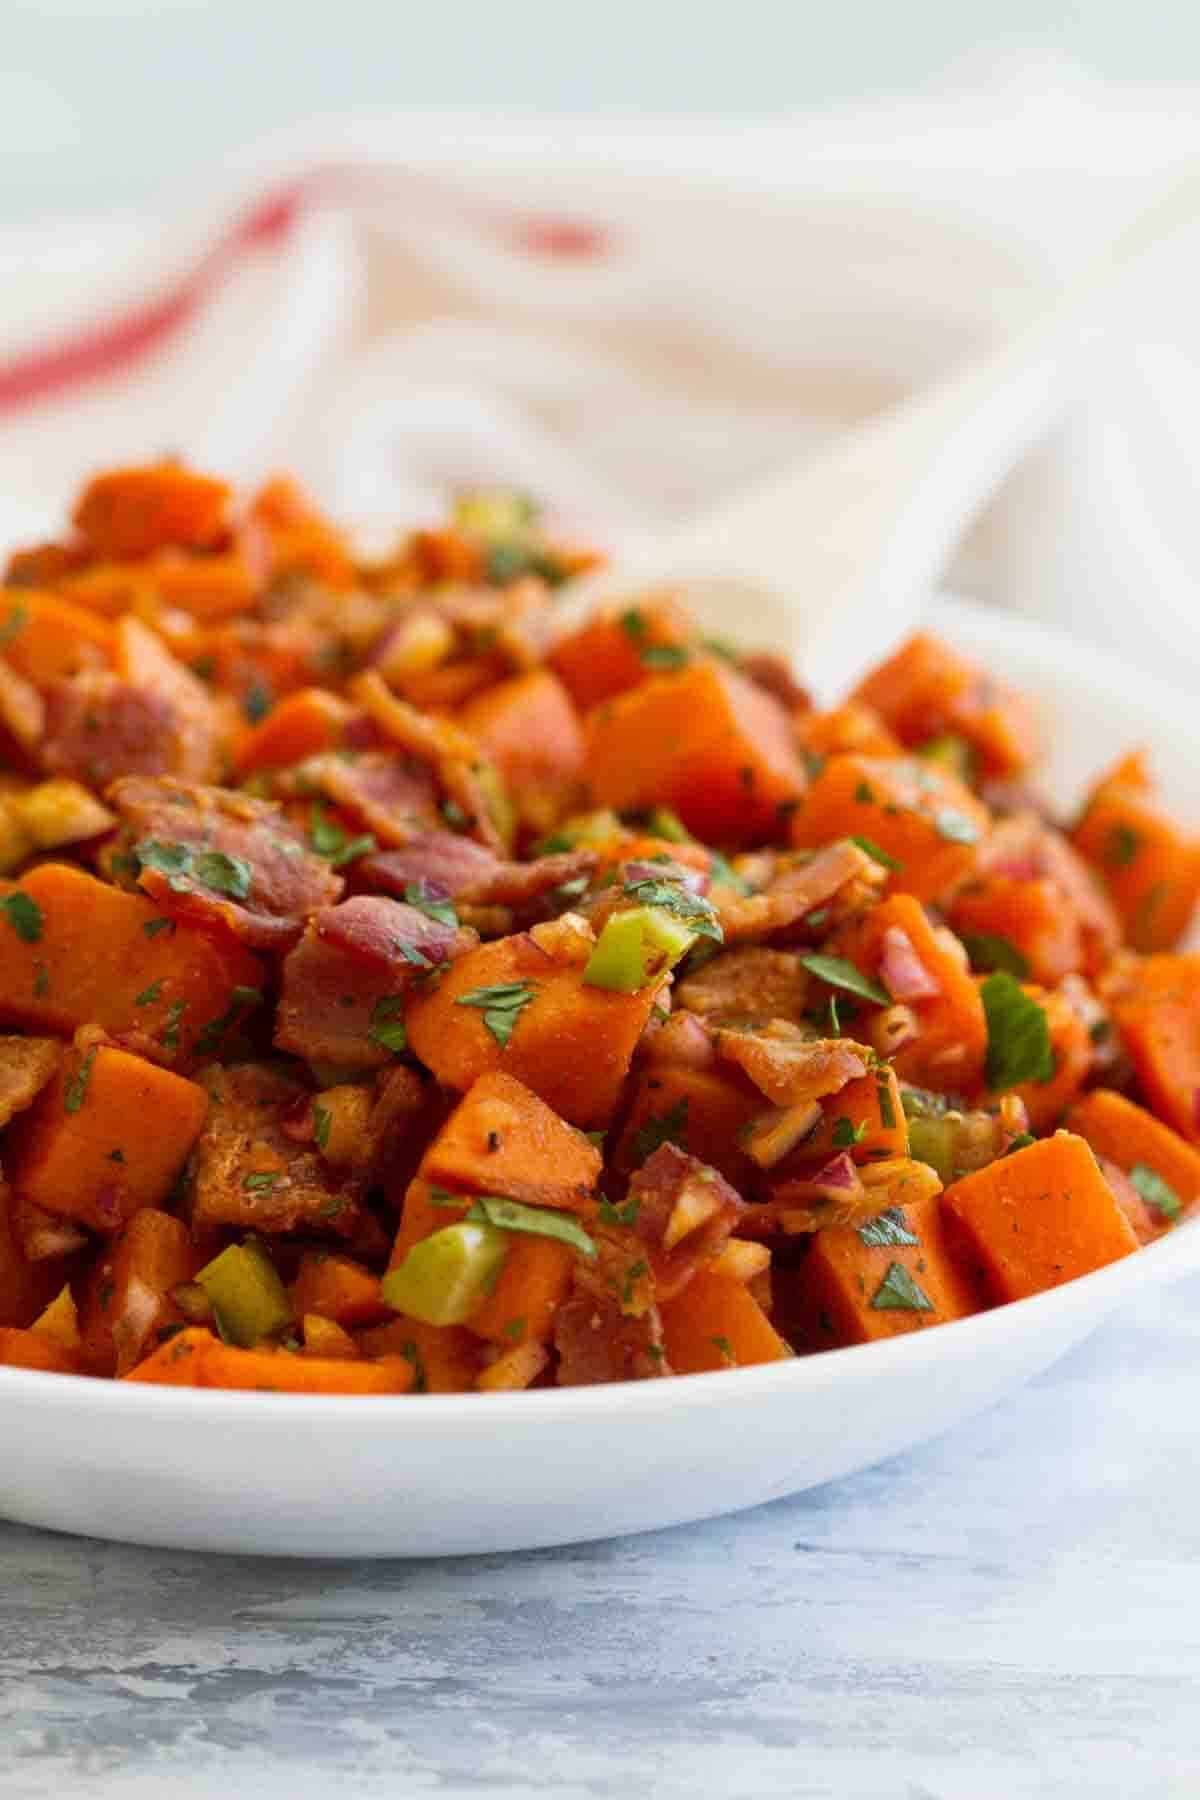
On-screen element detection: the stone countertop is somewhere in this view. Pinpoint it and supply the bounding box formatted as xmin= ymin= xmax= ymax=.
xmin=4 ymin=1275 xmax=1200 ymax=1800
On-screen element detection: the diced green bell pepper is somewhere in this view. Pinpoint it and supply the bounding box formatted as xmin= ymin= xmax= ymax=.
xmin=583 ymin=904 xmax=697 ymax=993
xmin=196 ymin=1239 xmax=291 ymax=1348
xmin=381 ymin=1221 xmax=510 ymax=1327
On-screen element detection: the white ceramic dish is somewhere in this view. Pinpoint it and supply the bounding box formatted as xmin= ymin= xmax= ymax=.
xmin=3 ymin=593 xmax=1199 ymax=1559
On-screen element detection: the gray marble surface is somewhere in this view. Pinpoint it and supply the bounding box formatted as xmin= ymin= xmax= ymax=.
xmin=4 ymin=1276 xmax=1200 ymax=1800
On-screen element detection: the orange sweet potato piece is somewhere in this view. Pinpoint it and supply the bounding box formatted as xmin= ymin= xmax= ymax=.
xmin=249 ymin=475 xmax=355 ymax=590
xmin=73 ymin=463 xmax=230 ymax=559
xmin=0 ymin=1181 xmax=77 ymax=1327
xmin=803 ymin=1066 xmax=908 ymax=1163
xmin=420 ymin=1071 xmax=601 ymax=1211
xmin=941 ymin=1132 xmax=1138 ymax=1304
xmin=584 ymin=659 xmax=807 ymax=846
xmin=791 ymin=754 xmax=990 ymax=905
xmin=833 ymin=892 xmax=988 ymax=1091
xmin=0 ymin=591 xmax=114 ymax=684
xmin=235 ymin=688 xmax=355 ymax=773
xmin=786 ymin=1191 xmax=983 ymax=1351
xmin=458 ymin=668 xmax=584 ymax=833
xmin=469 ymin=1240 xmax=575 ymax=1347
xmin=612 ymin=1063 xmax=763 ymax=1188
xmin=406 ymin=932 xmax=661 ymax=1128
xmin=0 ymin=863 xmax=263 ymax=1067
xmin=7 ymin=1043 xmax=208 ymax=1233
xmin=0 ymin=1325 xmax=81 ymax=1374
xmin=950 ymin=875 xmax=1084 ymax=987
xmin=795 ymin=701 xmax=900 ymax=762
xmin=1004 ymin=984 xmax=1090 ymax=1131
xmin=288 ymin=1252 xmax=389 ymax=1329
xmin=1067 ymin=1087 xmax=1200 ymax=1232
xmin=852 ymin=630 xmax=1038 ymax=778
xmin=124 ymin=1327 xmax=414 ymax=1393
xmin=1071 ymin=750 xmax=1200 ymax=952
xmin=356 ymin=1317 xmax=482 ymax=1392
xmin=549 ymin=598 xmax=693 ymax=712
xmin=77 ymin=1207 xmax=193 ymax=1375
xmin=659 ymin=1269 xmax=790 ymax=1373
xmin=1109 ymin=955 xmax=1200 ymax=1144
xmin=148 ymin=549 xmax=259 ymax=621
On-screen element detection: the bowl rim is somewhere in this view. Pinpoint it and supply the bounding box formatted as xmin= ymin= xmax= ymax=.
xmin=3 ymin=593 xmax=1197 ymax=1430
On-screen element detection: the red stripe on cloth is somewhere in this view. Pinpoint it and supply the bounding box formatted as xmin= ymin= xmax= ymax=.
xmin=0 ymin=170 xmax=613 ymax=418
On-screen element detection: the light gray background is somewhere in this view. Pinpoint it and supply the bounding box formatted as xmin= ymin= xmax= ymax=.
xmin=5 ymin=0 xmax=1200 ymax=216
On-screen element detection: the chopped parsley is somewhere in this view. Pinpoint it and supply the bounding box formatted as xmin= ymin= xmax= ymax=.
xmin=463 ymin=1194 xmax=597 ymax=1260
xmin=621 ymin=1258 xmax=649 ymax=1307
xmin=640 ymin=644 xmax=689 ymax=671
xmin=831 ymin=1117 xmax=868 ymax=1148
xmin=63 ymin=1046 xmax=98 ymax=1115
xmin=142 ymin=916 xmax=175 ymax=939
xmin=243 ymin=1170 xmax=283 ymax=1192
xmin=799 ymin=953 xmax=889 ymax=1008
xmin=1129 ymin=1162 xmax=1183 ymax=1222
xmin=400 ymin=1339 xmax=427 ymax=1393
xmin=368 ymin=995 xmax=408 ymax=1055
xmin=32 ymin=961 xmax=49 ymax=998
xmin=619 ymin=607 xmax=647 ymax=642
xmin=1004 ymin=1133 xmax=1037 ymax=1155
xmin=630 ymin=1096 xmax=689 ymax=1165
xmin=854 ymin=780 xmax=875 ymax=804
xmin=193 ymin=986 xmax=262 ymax=1058
xmin=959 ymin=931 xmax=1030 ymax=979
xmin=403 ymin=882 xmax=458 ymax=929
xmin=876 ymin=1076 xmax=897 ymax=1130
xmin=135 ymin=979 xmax=164 ymax=1007
xmin=134 ymin=839 xmax=253 ymax=900
xmin=598 ymin=1195 xmax=640 ymax=1228
xmin=858 ymin=1209 xmax=919 ymax=1249
xmin=1104 ymin=822 xmax=1142 ymax=868
xmin=981 ymin=971 xmax=1054 ymax=1091
xmin=710 ymin=1335 xmax=736 ymax=1365
xmin=870 ymin=1261 xmax=934 ymax=1311
xmin=850 ymin=835 xmax=902 ymax=872
xmin=620 ymin=877 xmax=723 ymax=943
xmin=503 ymin=1316 xmax=527 ymax=1343
xmin=0 ymin=891 xmax=43 ymax=943
xmin=159 ymin=1000 xmax=188 ymax=1052
xmin=242 ymin=680 xmax=273 ymax=725
xmin=454 ymin=981 xmax=536 ymax=1048
xmin=0 ymin=600 xmax=28 ymax=646
xmin=308 ymin=801 xmax=376 ymax=869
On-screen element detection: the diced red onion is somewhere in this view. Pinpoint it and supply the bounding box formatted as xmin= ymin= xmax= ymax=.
xmin=643 ymin=1011 xmax=714 ymax=1069
xmin=879 ymin=927 xmax=941 ymax=1001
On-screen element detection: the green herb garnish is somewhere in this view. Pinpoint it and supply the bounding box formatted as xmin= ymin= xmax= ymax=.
xmin=455 ymin=981 xmax=536 ymax=1049
xmin=981 ymin=971 xmax=1054 ymax=1091
xmin=1104 ymin=823 xmax=1141 ymax=868
xmin=869 ymin=1261 xmax=934 ymax=1311
xmin=1130 ymin=1162 xmax=1183 ymax=1222
xmin=630 ymin=1096 xmax=689 ymax=1165
xmin=0 ymin=891 xmax=43 ymax=943
xmin=368 ymin=995 xmax=408 ymax=1055
xmin=404 ymin=882 xmax=458 ymax=928
xmin=858 ymin=1209 xmax=919 ymax=1249
xmin=960 ymin=932 xmax=1030 ymax=979
xmin=63 ymin=1046 xmax=97 ymax=1115
xmin=799 ymin=953 xmax=889 ymax=1008
xmin=831 ymin=1117 xmax=868 ymax=1148
xmin=851 ymin=836 xmax=902 ymax=872
xmin=463 ymin=1195 xmax=597 ymax=1260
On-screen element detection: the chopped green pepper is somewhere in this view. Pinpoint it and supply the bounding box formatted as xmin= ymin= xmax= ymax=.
xmin=583 ymin=905 xmax=696 ymax=992
xmin=196 ymin=1240 xmax=291 ymax=1348
xmin=381 ymin=1221 xmax=510 ymax=1327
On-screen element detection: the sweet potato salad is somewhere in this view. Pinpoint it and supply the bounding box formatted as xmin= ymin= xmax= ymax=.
xmin=0 ymin=462 xmax=1196 ymax=1396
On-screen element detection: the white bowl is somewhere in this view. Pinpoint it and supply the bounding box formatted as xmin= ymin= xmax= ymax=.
xmin=3 ymin=594 xmax=1199 ymax=1558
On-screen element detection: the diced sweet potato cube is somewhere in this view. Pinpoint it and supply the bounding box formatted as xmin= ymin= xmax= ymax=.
xmin=0 ymin=862 xmax=263 ymax=1069
xmin=659 ymin=1269 xmax=790 ymax=1372
xmin=1004 ymin=984 xmax=1090 ymax=1131
xmin=420 ymin=1071 xmax=600 ymax=1211
xmin=288 ymin=1251 xmax=389 ymax=1328
xmin=0 ymin=1325 xmax=81 ymax=1374
xmin=77 ymin=1207 xmax=194 ymax=1375
xmin=791 ymin=754 xmax=990 ymax=905
xmin=1068 ymin=1087 xmax=1200 ymax=1234
xmin=795 ymin=701 xmax=900 ymax=762
xmin=549 ymin=598 xmax=693 ymax=712
xmin=786 ymin=1192 xmax=983 ymax=1351
xmin=803 ymin=1066 xmax=908 ymax=1163
xmin=611 ymin=1064 xmax=762 ymax=1188
xmin=7 ymin=1044 xmax=208 ymax=1233
xmin=941 ymin=1132 xmax=1138 ymax=1304
xmin=356 ymin=1317 xmax=482 ymax=1392
xmin=73 ymin=463 xmax=230 ymax=559
xmin=124 ymin=1327 xmax=414 ymax=1393
xmin=1109 ymin=955 xmax=1200 ymax=1144
xmin=1071 ymin=751 xmax=1200 ymax=952
xmin=406 ymin=932 xmax=661 ymax=1128
xmin=459 ymin=669 xmax=585 ymax=835
xmin=852 ymin=630 xmax=1037 ymax=777
xmin=584 ymin=659 xmax=807 ymax=845
xmin=950 ymin=876 xmax=1084 ymax=987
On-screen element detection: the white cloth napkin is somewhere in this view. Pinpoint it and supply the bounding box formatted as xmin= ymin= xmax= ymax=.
xmin=2 ymin=59 xmax=1200 ymax=679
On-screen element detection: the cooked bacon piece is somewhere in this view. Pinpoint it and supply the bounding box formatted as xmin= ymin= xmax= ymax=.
xmin=288 ymin=751 xmax=442 ymax=846
xmin=275 ymin=925 xmax=410 ymax=1072
xmin=107 ymin=775 xmax=341 ymax=950
xmin=0 ymin=1037 xmax=61 ymax=1129
xmin=351 ymin=669 xmax=508 ymax=853
xmin=359 ymin=831 xmax=500 ymax=898
xmin=189 ymin=1062 xmax=372 ymax=1239
xmin=43 ymin=676 xmax=181 ymax=788
xmin=719 ymin=840 xmax=884 ymax=943
xmin=361 ymin=835 xmax=596 ymax=917
xmin=114 ymin=618 xmax=221 ymax=782
xmin=739 ymin=650 xmax=810 ymax=714
xmin=716 ymin=1021 xmax=869 ymax=1106
xmin=316 ymin=894 xmax=471 ymax=971
xmin=623 ymin=1142 xmax=745 ymax=1301
xmin=675 ymin=946 xmax=810 ymax=1026
xmin=553 ymin=1291 xmax=671 ymax=1385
